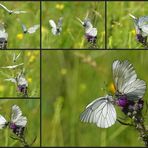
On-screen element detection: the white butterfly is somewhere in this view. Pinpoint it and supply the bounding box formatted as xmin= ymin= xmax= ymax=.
xmin=22 ymin=24 xmax=40 ymax=34
xmin=10 ymin=105 xmax=27 ymax=128
xmin=0 ymin=3 xmax=27 ymax=14
xmin=49 ymin=17 xmax=63 ymax=35
xmin=0 ymin=23 xmax=8 ymax=40
xmin=129 ymin=14 xmax=148 ymax=37
xmin=0 ymin=115 xmax=7 ymax=129
xmin=80 ymin=60 xmax=146 ymax=128
xmin=13 ymin=52 xmax=22 ymax=62
xmin=77 ymin=17 xmax=97 ymax=37
xmin=0 ymin=105 xmax=27 ymax=130
xmin=1 ymin=63 xmax=24 ymax=69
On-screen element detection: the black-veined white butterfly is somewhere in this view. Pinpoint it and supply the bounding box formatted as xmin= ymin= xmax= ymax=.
xmin=0 ymin=105 xmax=27 ymax=136
xmin=129 ymin=14 xmax=148 ymax=45
xmin=0 ymin=3 xmax=27 ymax=14
xmin=49 ymin=17 xmax=63 ymax=35
xmin=21 ymin=24 xmax=40 ymax=34
xmin=5 ymin=71 xmax=28 ymax=96
xmin=77 ymin=17 xmax=97 ymax=44
xmin=80 ymin=60 xmax=146 ymax=128
xmin=0 ymin=23 xmax=8 ymax=49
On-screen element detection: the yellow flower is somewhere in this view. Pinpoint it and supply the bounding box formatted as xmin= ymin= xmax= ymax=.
xmin=42 ymin=26 xmax=48 ymax=34
xmin=16 ymin=33 xmax=23 ymax=40
xmin=27 ymin=51 xmax=32 ymax=57
xmin=29 ymin=55 xmax=35 ymax=63
xmin=28 ymin=78 xmax=32 ymax=83
xmin=0 ymin=85 xmax=5 ymax=92
xmin=108 ymin=82 xmax=116 ymax=94
xmin=55 ymin=4 xmax=64 ymax=10
xmin=61 ymin=68 xmax=67 ymax=75
xmin=131 ymin=29 xmax=136 ymax=35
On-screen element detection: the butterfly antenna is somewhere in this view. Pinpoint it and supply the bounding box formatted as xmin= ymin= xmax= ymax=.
xmin=76 ymin=17 xmax=83 ymax=25
xmin=129 ymin=13 xmax=137 ymax=20
xmin=85 ymin=11 xmax=89 ymax=20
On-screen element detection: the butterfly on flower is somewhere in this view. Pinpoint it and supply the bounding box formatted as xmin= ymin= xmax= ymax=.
xmin=80 ymin=60 xmax=146 ymax=128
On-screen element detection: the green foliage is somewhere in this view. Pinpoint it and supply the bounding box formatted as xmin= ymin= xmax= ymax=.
xmin=42 ymin=50 xmax=148 ymax=146
xmin=0 ymin=50 xmax=40 ymax=97
xmin=0 ymin=1 xmax=40 ymax=48
xmin=0 ymin=99 xmax=40 ymax=146
xmin=107 ymin=1 xmax=148 ymax=49
xmin=42 ymin=2 xmax=105 ymax=48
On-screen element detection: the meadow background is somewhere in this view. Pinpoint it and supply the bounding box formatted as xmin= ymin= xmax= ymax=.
xmin=0 ymin=50 xmax=40 ymax=97
xmin=107 ymin=1 xmax=148 ymax=49
xmin=42 ymin=50 xmax=148 ymax=146
xmin=42 ymin=1 xmax=105 ymax=49
xmin=0 ymin=99 xmax=40 ymax=147
xmin=0 ymin=1 xmax=40 ymax=48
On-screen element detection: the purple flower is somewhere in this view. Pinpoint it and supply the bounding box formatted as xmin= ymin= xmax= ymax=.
xmin=116 ymin=96 xmax=128 ymax=107
xmin=85 ymin=34 xmax=97 ymax=44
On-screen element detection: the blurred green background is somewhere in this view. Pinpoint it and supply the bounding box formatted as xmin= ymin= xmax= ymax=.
xmin=42 ymin=1 xmax=105 ymax=49
xmin=0 ymin=99 xmax=40 ymax=147
xmin=42 ymin=50 xmax=148 ymax=146
xmin=0 ymin=1 xmax=40 ymax=48
xmin=0 ymin=50 xmax=40 ymax=97
xmin=107 ymin=1 xmax=148 ymax=49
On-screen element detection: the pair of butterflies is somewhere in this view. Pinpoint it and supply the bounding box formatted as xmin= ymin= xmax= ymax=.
xmin=129 ymin=14 xmax=148 ymax=46
xmin=0 ymin=3 xmax=39 ymax=36
xmin=0 ymin=105 xmax=27 ymax=136
xmin=80 ymin=60 xmax=146 ymax=128
xmin=49 ymin=17 xmax=97 ymax=40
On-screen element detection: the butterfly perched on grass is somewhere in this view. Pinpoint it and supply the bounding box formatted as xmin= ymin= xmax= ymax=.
xmin=49 ymin=17 xmax=63 ymax=35
xmin=80 ymin=60 xmax=146 ymax=128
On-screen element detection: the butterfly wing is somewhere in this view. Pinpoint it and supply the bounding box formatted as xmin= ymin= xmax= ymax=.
xmin=11 ymin=105 xmax=27 ymax=127
xmin=112 ymin=60 xmax=146 ymax=100
xmin=57 ymin=17 xmax=63 ymax=28
xmin=86 ymin=28 xmax=97 ymax=37
xmin=4 ymin=78 xmax=17 ymax=83
xmin=80 ymin=96 xmax=116 ymax=128
xmin=1 ymin=63 xmax=24 ymax=69
xmin=12 ymin=10 xmax=27 ymax=14
xmin=0 ymin=3 xmax=11 ymax=13
xmin=21 ymin=24 xmax=27 ymax=33
xmin=49 ymin=20 xmax=57 ymax=29
xmin=140 ymin=24 xmax=148 ymax=37
xmin=17 ymin=76 xmax=28 ymax=87
xmin=27 ymin=24 xmax=40 ymax=34
xmin=0 ymin=115 xmax=7 ymax=129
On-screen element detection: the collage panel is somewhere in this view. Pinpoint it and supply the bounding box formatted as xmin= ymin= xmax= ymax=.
xmin=42 ymin=50 xmax=148 ymax=146
xmin=107 ymin=1 xmax=148 ymax=49
xmin=42 ymin=1 xmax=105 ymax=49
xmin=0 ymin=99 xmax=40 ymax=147
xmin=0 ymin=1 xmax=40 ymax=49
xmin=0 ymin=50 xmax=40 ymax=98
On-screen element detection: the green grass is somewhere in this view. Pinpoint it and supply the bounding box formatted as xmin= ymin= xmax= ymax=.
xmin=0 ymin=1 xmax=40 ymax=48
xmin=107 ymin=1 xmax=148 ymax=49
xmin=0 ymin=99 xmax=40 ymax=147
xmin=42 ymin=50 xmax=148 ymax=146
xmin=0 ymin=50 xmax=40 ymax=97
xmin=42 ymin=1 xmax=105 ymax=49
